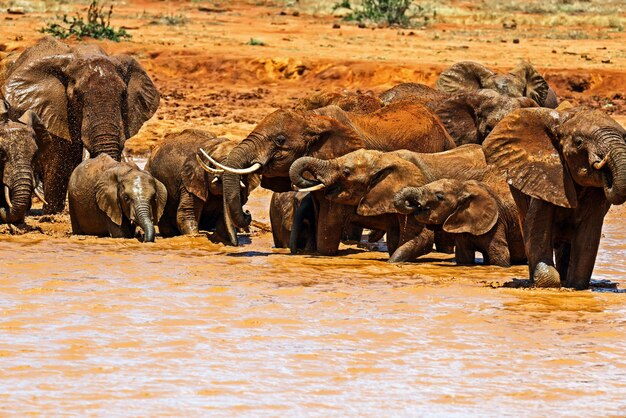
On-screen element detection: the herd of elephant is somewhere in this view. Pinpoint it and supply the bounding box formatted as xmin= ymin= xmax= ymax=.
xmin=1 ymin=37 xmax=625 ymax=290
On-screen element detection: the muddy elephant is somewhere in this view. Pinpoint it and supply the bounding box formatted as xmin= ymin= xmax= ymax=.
xmin=436 ymin=61 xmax=558 ymax=108
xmin=269 ymin=191 xmax=316 ymax=252
xmin=145 ymin=129 xmax=259 ymax=244
xmin=289 ymin=145 xmax=488 ymax=261
xmin=394 ymin=177 xmax=525 ymax=267
xmin=296 ymin=90 xmax=383 ymax=114
xmin=2 ymin=37 xmax=159 ymax=213
xmin=0 ymin=102 xmax=47 ymax=223
xmin=381 ymin=84 xmax=538 ymax=145
xmin=202 ymin=101 xmax=456 ymax=252
xmin=483 ymin=105 xmax=626 ymax=289
xmin=68 ymin=154 xmax=166 ymax=242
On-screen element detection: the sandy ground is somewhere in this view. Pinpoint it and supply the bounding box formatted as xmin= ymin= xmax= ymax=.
xmin=0 ymin=0 xmax=625 ymax=236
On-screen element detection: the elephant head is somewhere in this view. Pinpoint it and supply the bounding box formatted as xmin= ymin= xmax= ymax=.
xmin=433 ymin=89 xmax=538 ymax=145
xmin=483 ymin=106 xmax=626 ymax=207
xmin=0 ymin=102 xmax=46 ymax=223
xmin=2 ymin=37 xmax=159 ymax=159
xmin=436 ymin=61 xmax=554 ymax=108
xmin=296 ymin=90 xmax=383 ymax=114
xmin=289 ymin=149 xmax=430 ymax=217
xmin=210 ymin=106 xmax=365 ymax=232
xmin=394 ymin=179 xmax=499 ymax=235
xmin=96 ymin=163 xmax=167 ymax=242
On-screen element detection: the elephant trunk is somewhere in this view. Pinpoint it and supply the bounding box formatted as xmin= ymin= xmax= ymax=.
xmin=135 ymin=203 xmax=155 ymax=242
xmin=222 ymin=140 xmax=259 ymax=233
xmin=393 ymin=187 xmax=423 ymax=214
xmin=4 ymin=165 xmax=33 ymax=223
xmin=289 ymin=157 xmax=332 ymax=189
xmin=604 ymin=143 xmax=626 ymax=205
xmin=85 ymin=116 xmax=124 ymax=161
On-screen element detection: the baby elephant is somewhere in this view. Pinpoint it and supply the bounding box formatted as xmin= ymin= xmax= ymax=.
xmin=68 ymin=154 xmax=167 ymax=242
xmin=395 ymin=178 xmax=525 ymax=267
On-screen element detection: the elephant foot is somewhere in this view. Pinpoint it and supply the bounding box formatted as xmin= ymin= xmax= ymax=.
xmin=533 ymin=262 xmax=561 ymax=288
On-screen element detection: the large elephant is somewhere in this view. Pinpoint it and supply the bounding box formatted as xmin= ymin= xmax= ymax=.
xmin=68 ymin=154 xmax=167 ymax=242
xmin=435 ymin=61 xmax=558 ymax=108
xmin=483 ymin=106 xmax=626 ymax=289
xmin=208 ymin=101 xmax=456 ymax=253
xmin=394 ymin=177 xmax=525 ymax=267
xmin=381 ymin=84 xmax=538 ymax=145
xmin=145 ymin=129 xmax=259 ymax=244
xmin=289 ymin=145 xmax=488 ymax=261
xmin=0 ymin=102 xmax=47 ymax=223
xmin=2 ymin=37 xmax=159 ymax=213
xmin=295 ymin=90 xmax=383 ymax=114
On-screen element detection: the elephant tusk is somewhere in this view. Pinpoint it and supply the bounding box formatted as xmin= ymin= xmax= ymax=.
xmin=199 ymin=148 xmax=262 ymax=174
xmin=211 ymin=176 xmax=220 ymax=184
xmin=593 ymin=154 xmax=610 ymax=170
xmin=240 ymin=181 xmax=246 ymax=188
xmin=196 ymin=154 xmax=224 ymax=174
xmin=34 ymin=187 xmax=48 ymax=205
xmin=4 ymin=185 xmax=12 ymax=209
xmin=295 ymin=183 xmax=326 ymax=192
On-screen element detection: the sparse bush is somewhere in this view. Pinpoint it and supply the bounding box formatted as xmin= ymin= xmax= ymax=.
xmin=151 ymin=13 xmax=188 ymax=26
xmin=247 ymin=38 xmax=266 ymax=46
xmin=348 ymin=0 xmax=413 ymax=26
xmin=333 ymin=0 xmax=352 ymax=10
xmin=40 ymin=0 xmax=130 ymax=42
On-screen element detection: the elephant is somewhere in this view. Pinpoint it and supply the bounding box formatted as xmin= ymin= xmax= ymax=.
xmin=394 ymin=177 xmax=526 ymax=267
xmin=269 ymin=191 xmax=316 ymax=252
xmin=0 ymin=102 xmax=47 ymax=223
xmin=289 ymin=144 xmax=489 ymax=261
xmin=145 ymin=129 xmax=259 ymax=244
xmin=435 ymin=61 xmax=558 ymax=108
xmin=206 ymin=101 xmax=456 ymax=252
xmin=2 ymin=37 xmax=159 ymax=213
xmin=68 ymin=154 xmax=167 ymax=242
xmin=295 ymin=90 xmax=383 ymax=114
xmin=381 ymin=84 xmax=539 ymax=145
xmin=483 ymin=105 xmax=626 ymax=289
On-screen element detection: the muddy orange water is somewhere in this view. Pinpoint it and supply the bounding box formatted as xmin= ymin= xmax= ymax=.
xmin=1 ymin=187 xmax=625 ymax=415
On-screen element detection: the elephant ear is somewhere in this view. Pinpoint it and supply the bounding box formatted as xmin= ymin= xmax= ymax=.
xmin=433 ymin=93 xmax=480 ymax=145
xmin=443 ymin=181 xmax=499 ymax=235
xmin=3 ymin=54 xmax=74 ymax=141
xmin=114 ymin=54 xmax=160 ymax=139
xmin=95 ymin=169 xmax=123 ymax=226
xmin=509 ymin=62 xmax=549 ymax=107
xmin=436 ymin=61 xmax=495 ymax=93
xmin=18 ymin=110 xmax=51 ymax=148
xmin=306 ymin=108 xmax=364 ymax=160
xmin=152 ymin=177 xmax=167 ymax=223
xmin=357 ymin=158 xmax=421 ymax=216
xmin=483 ymin=108 xmax=577 ymax=208
xmin=183 ymin=152 xmax=209 ymax=201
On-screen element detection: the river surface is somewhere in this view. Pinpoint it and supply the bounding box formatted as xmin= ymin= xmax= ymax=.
xmin=1 ymin=189 xmax=625 ymax=416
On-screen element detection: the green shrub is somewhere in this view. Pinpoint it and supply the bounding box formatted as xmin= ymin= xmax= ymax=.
xmin=349 ymin=0 xmax=413 ymax=26
xmin=247 ymin=38 xmax=266 ymax=46
xmin=41 ymin=0 xmax=131 ymax=42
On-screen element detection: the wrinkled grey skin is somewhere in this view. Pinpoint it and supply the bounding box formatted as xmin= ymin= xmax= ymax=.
xmin=269 ymin=191 xmax=317 ymax=253
xmin=145 ymin=129 xmax=259 ymax=245
xmin=484 ymin=106 xmax=626 ymax=289
xmin=2 ymin=37 xmax=159 ymax=214
xmin=68 ymin=154 xmax=167 ymax=242
xmin=0 ymin=105 xmax=44 ymax=224
xmin=381 ymin=85 xmax=539 ymax=145
xmin=394 ymin=177 xmax=526 ymax=267
xmin=435 ymin=61 xmax=557 ymax=108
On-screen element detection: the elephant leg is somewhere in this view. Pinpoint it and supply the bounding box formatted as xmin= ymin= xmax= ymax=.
xmin=106 ymin=217 xmax=133 ymax=238
xmin=315 ymin=198 xmax=347 ymax=256
xmin=158 ymin=218 xmax=177 ymax=238
xmin=389 ymin=228 xmax=434 ymax=263
xmin=434 ymin=230 xmax=455 ymax=254
xmin=289 ymin=192 xmax=315 ymax=253
xmin=454 ymin=240 xmax=476 ymax=265
xmin=342 ymin=224 xmax=363 ymax=245
xmin=565 ymin=201 xmax=609 ymax=290
xmin=176 ymin=189 xmax=203 ymax=235
xmin=523 ymin=198 xmax=560 ymax=287
xmin=554 ymin=242 xmax=571 ymax=280
xmin=42 ymin=139 xmax=83 ymax=214
xmin=68 ymin=200 xmax=81 ymax=235
xmin=485 ymin=231 xmax=511 ymax=267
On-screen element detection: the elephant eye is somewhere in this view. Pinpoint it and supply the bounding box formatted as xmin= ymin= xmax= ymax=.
xmin=435 ymin=192 xmax=445 ymax=201
xmin=274 ymin=135 xmax=286 ymax=146
xmin=574 ymin=136 xmax=584 ymax=148
xmin=123 ymin=194 xmax=130 ymax=202
xmin=342 ymin=167 xmax=350 ymax=177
